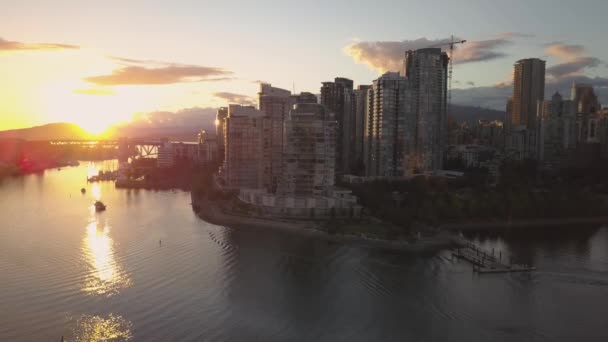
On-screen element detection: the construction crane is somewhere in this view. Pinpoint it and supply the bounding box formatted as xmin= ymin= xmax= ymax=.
xmin=428 ymin=35 xmax=466 ymax=114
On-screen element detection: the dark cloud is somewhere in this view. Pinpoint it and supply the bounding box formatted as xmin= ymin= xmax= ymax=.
xmin=84 ymin=65 xmax=233 ymax=86
xmin=453 ymin=76 xmax=608 ymax=110
xmin=345 ymin=35 xmax=516 ymax=73
xmin=453 ymin=41 xmax=607 ymax=110
xmin=543 ymin=42 xmax=604 ymax=79
xmin=213 ymin=92 xmax=256 ymax=105
xmin=106 ymin=107 xmax=217 ymax=139
xmin=546 ymin=57 xmax=602 ymax=78
xmin=0 ymin=37 xmax=79 ymax=51
xmin=452 ymin=84 xmax=513 ymax=110
xmin=467 ymin=81 xmax=476 ymax=86
xmin=128 ymin=107 xmax=217 ymax=129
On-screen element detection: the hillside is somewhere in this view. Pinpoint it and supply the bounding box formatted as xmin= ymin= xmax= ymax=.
xmin=449 ymin=105 xmax=505 ymax=125
xmin=0 ymin=123 xmax=92 ymax=141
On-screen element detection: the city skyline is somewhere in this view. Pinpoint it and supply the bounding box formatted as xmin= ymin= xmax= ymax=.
xmin=1 ymin=0 xmax=608 ymax=133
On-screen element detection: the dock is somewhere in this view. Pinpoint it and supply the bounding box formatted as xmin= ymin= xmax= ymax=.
xmin=452 ymin=242 xmax=535 ymax=274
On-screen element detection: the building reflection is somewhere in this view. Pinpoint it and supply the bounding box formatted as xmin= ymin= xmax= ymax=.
xmin=81 ymin=216 xmax=131 ymax=296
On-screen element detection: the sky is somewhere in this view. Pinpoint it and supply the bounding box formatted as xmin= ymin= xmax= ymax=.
xmin=1 ymin=0 xmax=607 ymax=133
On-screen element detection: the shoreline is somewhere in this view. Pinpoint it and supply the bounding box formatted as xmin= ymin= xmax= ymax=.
xmin=439 ymin=216 xmax=608 ymax=231
xmin=190 ymin=192 xmax=460 ymax=253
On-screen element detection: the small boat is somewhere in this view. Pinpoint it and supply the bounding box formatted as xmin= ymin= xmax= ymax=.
xmin=94 ymin=201 xmax=106 ymax=211
xmin=81 ymin=188 xmax=86 ymax=194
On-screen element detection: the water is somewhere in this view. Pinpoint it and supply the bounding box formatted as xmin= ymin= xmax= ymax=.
xmin=1 ymin=162 xmax=607 ymax=342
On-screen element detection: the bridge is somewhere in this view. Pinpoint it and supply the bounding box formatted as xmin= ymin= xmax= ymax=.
xmin=48 ymin=138 xmax=168 ymax=162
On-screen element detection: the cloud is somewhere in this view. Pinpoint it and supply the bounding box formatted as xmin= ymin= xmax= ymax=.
xmin=544 ymin=42 xmax=604 ymax=79
xmin=0 ymin=37 xmax=79 ymax=51
xmin=213 ymin=92 xmax=256 ymax=105
xmin=451 ymin=39 xmax=510 ymax=64
xmin=105 ymin=107 xmax=218 ymax=138
xmin=344 ymin=34 xmax=518 ymax=73
xmin=544 ymin=42 xmax=585 ymax=60
xmin=546 ymin=57 xmax=602 ymax=78
xmin=452 ymin=41 xmax=607 ymax=111
xmin=452 ymin=75 xmax=608 ymax=111
xmin=84 ymin=57 xmax=233 ymax=86
xmin=73 ymin=88 xmax=115 ymax=96
xmin=497 ymin=32 xmax=535 ymax=39
xmin=467 ymin=81 xmax=476 ymax=86
xmin=84 ymin=65 xmax=232 ymax=86
xmin=128 ymin=107 xmax=217 ymax=129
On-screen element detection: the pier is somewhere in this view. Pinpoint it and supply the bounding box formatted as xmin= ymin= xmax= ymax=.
xmin=452 ymin=242 xmax=535 ymax=274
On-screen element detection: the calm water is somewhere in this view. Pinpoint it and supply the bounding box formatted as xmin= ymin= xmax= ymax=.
xmin=1 ymin=162 xmax=607 ymax=342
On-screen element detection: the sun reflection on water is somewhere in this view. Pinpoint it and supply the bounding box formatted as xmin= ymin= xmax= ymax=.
xmin=91 ymin=183 xmax=101 ymax=201
xmin=81 ymin=218 xmax=131 ymax=296
xmin=69 ymin=314 xmax=133 ymax=342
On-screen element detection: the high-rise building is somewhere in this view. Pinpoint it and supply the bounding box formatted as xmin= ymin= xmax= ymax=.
xmin=353 ymin=85 xmax=370 ymax=175
xmin=366 ymin=72 xmax=412 ymax=177
xmin=537 ymin=92 xmax=577 ymax=166
xmin=277 ymin=103 xmax=336 ymax=196
xmin=505 ymin=58 xmax=546 ymax=160
xmin=512 ymin=58 xmax=546 ymax=129
xmin=292 ymin=92 xmax=318 ymax=104
xmin=216 ymin=107 xmax=228 ymax=160
xmin=571 ymin=83 xmax=601 ymax=114
xmin=571 ymin=83 xmax=602 ymax=144
xmin=403 ymin=48 xmax=449 ymax=172
xmin=321 ymin=77 xmax=355 ymax=175
xmin=258 ymin=83 xmax=292 ymax=192
xmin=222 ymin=105 xmax=271 ymax=190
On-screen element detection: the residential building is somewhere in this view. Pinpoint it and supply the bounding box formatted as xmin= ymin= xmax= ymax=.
xmin=475 ymin=120 xmax=504 ymax=149
xmin=258 ymin=83 xmax=292 ymax=192
xmin=197 ymin=130 xmax=218 ymax=164
xmin=277 ymin=103 xmax=337 ymax=196
xmin=216 ymin=107 xmax=228 ymax=161
xmin=353 ymin=85 xmax=370 ymax=175
xmin=512 ymin=58 xmax=546 ymax=129
xmin=506 ymin=58 xmax=545 ymax=160
xmin=366 ymin=72 xmax=412 ymax=177
xmin=221 ymin=105 xmax=271 ymax=190
xmin=292 ymin=92 xmax=318 ymax=104
xmin=157 ymin=138 xmax=174 ymax=168
xmin=321 ymin=77 xmax=355 ymax=175
xmin=403 ymin=48 xmax=449 ymax=172
xmin=537 ymin=92 xmax=577 ymax=168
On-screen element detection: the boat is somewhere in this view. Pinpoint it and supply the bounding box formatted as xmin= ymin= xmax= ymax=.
xmin=81 ymin=188 xmax=86 ymax=194
xmin=94 ymin=201 xmax=106 ymax=211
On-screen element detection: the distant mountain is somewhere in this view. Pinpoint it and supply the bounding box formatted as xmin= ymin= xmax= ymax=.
xmin=449 ymin=105 xmax=505 ymax=125
xmin=102 ymin=126 xmax=205 ymax=142
xmin=0 ymin=123 xmax=92 ymax=141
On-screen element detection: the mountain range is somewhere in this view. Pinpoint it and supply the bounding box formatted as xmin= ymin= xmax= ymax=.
xmin=0 ymin=105 xmax=505 ymax=141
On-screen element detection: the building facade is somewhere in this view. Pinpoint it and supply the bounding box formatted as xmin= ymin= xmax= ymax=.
xmin=537 ymin=92 xmax=577 ymax=167
xmin=403 ymin=48 xmax=449 ymax=172
xmin=353 ymin=85 xmax=370 ymax=175
xmin=197 ymin=130 xmax=219 ymax=164
xmin=277 ymin=103 xmax=337 ymax=197
xmin=216 ymin=107 xmax=228 ymax=161
xmin=221 ymin=105 xmax=271 ymax=190
xmin=258 ymin=83 xmax=292 ymax=192
xmin=365 ymin=72 xmax=412 ymax=177
xmin=506 ymin=58 xmax=546 ymax=160
xmin=320 ymin=77 xmax=355 ymax=175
